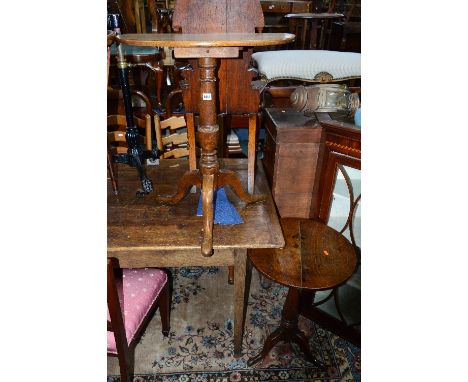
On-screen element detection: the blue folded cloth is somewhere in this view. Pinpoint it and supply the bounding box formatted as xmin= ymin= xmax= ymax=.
xmin=197 ymin=187 xmax=243 ymax=224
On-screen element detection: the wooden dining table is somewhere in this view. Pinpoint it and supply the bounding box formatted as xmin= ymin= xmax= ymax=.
xmin=108 ymin=158 xmax=285 ymax=356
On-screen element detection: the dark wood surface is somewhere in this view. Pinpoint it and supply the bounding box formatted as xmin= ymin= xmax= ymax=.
xmin=261 ymin=0 xmax=311 ymax=13
xmin=249 ymin=219 xmax=356 ymax=290
xmin=108 ymin=159 xmax=284 ymax=252
xmin=262 ymin=108 xmax=324 ymax=218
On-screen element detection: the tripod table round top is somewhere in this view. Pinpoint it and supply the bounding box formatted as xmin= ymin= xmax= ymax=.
xmin=284 ymin=12 xmax=345 ymax=20
xmin=115 ymin=32 xmax=295 ymax=47
xmin=249 ymin=219 xmax=357 ymax=290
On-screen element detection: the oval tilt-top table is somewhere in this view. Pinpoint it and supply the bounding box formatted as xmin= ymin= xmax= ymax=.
xmin=285 ymin=13 xmax=344 ymax=49
xmin=114 ymin=33 xmax=294 ymax=257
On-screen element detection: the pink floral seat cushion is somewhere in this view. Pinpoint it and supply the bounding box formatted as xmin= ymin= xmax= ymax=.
xmin=107 ymin=268 xmax=168 ymax=354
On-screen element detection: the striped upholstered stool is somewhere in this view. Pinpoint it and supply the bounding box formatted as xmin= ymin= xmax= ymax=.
xmin=251 ymin=50 xmax=360 ymax=108
xmin=252 ymin=50 xmax=361 ymax=84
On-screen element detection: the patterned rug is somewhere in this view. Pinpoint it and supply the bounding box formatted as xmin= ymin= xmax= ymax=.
xmin=108 ymin=267 xmax=360 ymax=382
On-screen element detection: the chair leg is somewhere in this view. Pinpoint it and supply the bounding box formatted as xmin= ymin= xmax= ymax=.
xmin=158 ymin=283 xmax=171 ymax=337
xmin=247 ymin=114 xmax=258 ymax=194
xmin=107 ymin=151 xmax=118 ymax=195
xmin=154 ymin=63 xmax=164 ymax=111
xmin=228 ymin=266 xmax=234 ymax=284
xmin=116 ymin=348 xmax=133 ymax=382
xmin=186 ymin=112 xmax=197 ymax=172
xmin=217 ymin=113 xmax=227 ymax=158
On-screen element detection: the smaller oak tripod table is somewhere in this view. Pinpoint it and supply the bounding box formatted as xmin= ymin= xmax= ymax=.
xmin=115 ymin=33 xmax=294 ymax=256
xmin=248 ymin=219 xmax=357 ymax=367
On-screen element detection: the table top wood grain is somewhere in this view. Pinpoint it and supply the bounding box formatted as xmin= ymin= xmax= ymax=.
xmin=115 ymin=33 xmax=295 ymax=47
xmin=108 ymin=159 xmax=285 ymax=254
xmin=249 ymin=218 xmax=357 ymax=290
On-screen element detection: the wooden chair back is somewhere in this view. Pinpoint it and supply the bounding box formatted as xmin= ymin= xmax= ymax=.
xmin=154 ymin=115 xmax=197 ymax=163
xmin=107 ymin=257 xmax=171 ymax=381
xmin=172 ymin=0 xmax=264 ymax=114
xmin=108 ymin=114 xmax=152 ymax=154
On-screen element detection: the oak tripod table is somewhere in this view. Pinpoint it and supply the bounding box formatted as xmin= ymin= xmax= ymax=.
xmin=247 ymin=218 xmax=357 ymax=367
xmin=115 ymin=33 xmax=294 ymax=257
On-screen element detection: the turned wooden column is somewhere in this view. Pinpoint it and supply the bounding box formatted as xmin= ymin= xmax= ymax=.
xmin=198 ymin=57 xmax=219 ymax=256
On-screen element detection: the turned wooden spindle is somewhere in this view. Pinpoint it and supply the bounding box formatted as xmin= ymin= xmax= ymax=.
xmin=197 ymin=57 xmax=219 ymax=256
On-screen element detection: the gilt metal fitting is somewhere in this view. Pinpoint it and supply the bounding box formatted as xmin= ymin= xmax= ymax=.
xmin=291 ymin=84 xmax=360 ymax=114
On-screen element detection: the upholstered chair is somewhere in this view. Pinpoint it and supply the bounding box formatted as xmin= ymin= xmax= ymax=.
xmin=107 ymin=258 xmax=170 ymax=382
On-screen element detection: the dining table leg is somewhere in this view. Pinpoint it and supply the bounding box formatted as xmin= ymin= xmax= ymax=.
xmin=233 ymin=248 xmax=250 ymax=357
